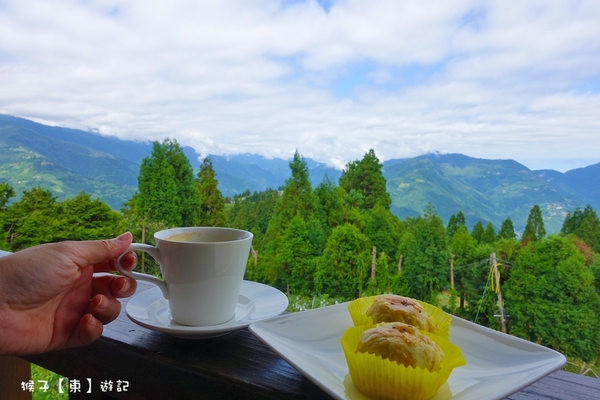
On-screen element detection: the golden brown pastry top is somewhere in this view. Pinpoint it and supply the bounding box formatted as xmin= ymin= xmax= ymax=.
xmin=355 ymin=322 xmax=444 ymax=372
xmin=366 ymin=294 xmax=436 ymax=333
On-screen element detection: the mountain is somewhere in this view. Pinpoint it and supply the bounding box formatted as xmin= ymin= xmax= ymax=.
xmin=383 ymin=153 xmax=599 ymax=233
xmin=210 ymin=154 xmax=343 ymax=196
xmin=1 ymin=115 xmax=598 ymax=233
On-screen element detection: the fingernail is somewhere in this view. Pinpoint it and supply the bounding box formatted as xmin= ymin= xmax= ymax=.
xmin=116 ymin=232 xmax=132 ymax=242
xmin=93 ymin=295 xmax=104 ymax=309
xmin=120 ymin=278 xmax=130 ymax=293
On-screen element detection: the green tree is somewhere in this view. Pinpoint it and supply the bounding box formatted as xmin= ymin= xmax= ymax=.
xmin=522 ymin=205 xmax=546 ymax=246
xmin=314 ymin=223 xmax=371 ymax=299
xmin=0 ymin=182 xmax=15 ymax=250
xmin=498 ymin=217 xmax=516 ymax=240
xmin=261 ymin=151 xmax=319 ymax=286
xmin=446 ymin=210 xmax=466 ymax=237
xmin=5 ymin=187 xmax=59 ymax=251
xmin=364 ymin=205 xmax=401 ymax=262
xmin=314 ymin=175 xmax=345 ymax=229
xmin=448 ymin=225 xmax=478 ymax=313
xmin=136 ymin=140 xmax=182 ymax=227
xmin=55 ymin=192 xmax=123 ymax=240
xmin=196 ymin=157 xmax=227 ymax=226
xmin=471 ymin=221 xmax=484 ymax=244
xmin=339 ymin=149 xmax=391 ymax=210
xmin=278 ymin=214 xmax=314 ymax=295
xmin=504 ymin=236 xmax=600 ymax=361
xmin=0 ymin=181 xmax=15 ymax=212
xmin=480 ymin=222 xmax=496 ymax=245
xmin=165 ymin=140 xmax=201 ymax=226
xmin=364 ymin=252 xmax=393 ymax=295
xmin=561 ymin=205 xmax=600 ymax=253
xmin=399 ymin=205 xmax=449 ymax=304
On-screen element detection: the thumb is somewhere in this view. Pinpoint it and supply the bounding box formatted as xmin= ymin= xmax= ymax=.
xmin=65 ymin=232 xmax=133 ymax=270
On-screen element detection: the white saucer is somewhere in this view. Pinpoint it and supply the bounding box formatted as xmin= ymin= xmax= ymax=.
xmin=126 ymin=280 xmax=288 ymax=339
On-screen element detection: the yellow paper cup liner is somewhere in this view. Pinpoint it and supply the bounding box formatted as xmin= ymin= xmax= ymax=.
xmin=348 ymin=296 xmax=452 ymax=339
xmin=341 ymin=325 xmax=466 ymax=400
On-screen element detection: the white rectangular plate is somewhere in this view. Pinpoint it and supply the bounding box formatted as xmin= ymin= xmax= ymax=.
xmin=249 ymin=302 xmax=566 ymax=400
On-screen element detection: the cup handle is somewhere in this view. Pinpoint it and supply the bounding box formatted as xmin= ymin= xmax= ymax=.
xmin=116 ymin=243 xmax=170 ymax=299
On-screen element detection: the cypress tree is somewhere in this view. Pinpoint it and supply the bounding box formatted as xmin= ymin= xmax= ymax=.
xmin=522 ymin=205 xmax=546 ymax=246
xmin=481 ymin=222 xmax=496 ymax=244
xmin=196 ymin=157 xmax=226 ymax=226
xmin=471 ymin=221 xmax=484 ymax=244
xmin=137 ymin=140 xmax=182 ymax=227
xmin=339 ymin=149 xmax=391 ymax=210
xmin=165 ymin=140 xmax=201 ymax=226
xmin=498 ymin=217 xmax=516 ymax=240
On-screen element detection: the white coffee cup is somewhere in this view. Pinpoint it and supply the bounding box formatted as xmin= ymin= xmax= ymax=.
xmin=116 ymin=227 xmax=253 ymax=326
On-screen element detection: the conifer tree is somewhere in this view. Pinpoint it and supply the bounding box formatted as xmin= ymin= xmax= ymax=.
xmin=314 ymin=223 xmax=371 ymax=299
xmin=314 ymin=175 xmax=345 ymax=229
xmin=505 ymin=236 xmax=600 ymax=361
xmin=498 ymin=217 xmax=516 ymax=239
xmin=471 ymin=221 xmax=484 ymax=244
xmin=56 ymin=192 xmax=123 ymax=240
xmin=0 ymin=182 xmax=15 ymax=212
xmin=399 ymin=205 xmax=449 ymax=304
xmin=278 ymin=214 xmax=314 ymax=294
xmin=5 ymin=186 xmax=58 ymax=250
xmin=136 ymin=140 xmax=183 ymax=227
xmin=448 ymin=224 xmax=478 ymax=314
xmin=134 ymin=139 xmax=200 ymax=228
xmin=480 ymin=222 xmax=496 ymax=244
xmin=196 ymin=157 xmax=226 ymax=226
xmin=339 ymin=149 xmax=391 ymax=210
xmin=446 ymin=210 xmax=466 ymax=237
xmin=561 ymin=205 xmax=600 ymax=253
xmin=522 ymin=205 xmax=546 ymax=246
xmin=165 ymin=140 xmax=201 ymax=226
xmin=364 ymin=204 xmax=401 ymax=261
xmin=261 ymin=151 xmax=319 ymax=286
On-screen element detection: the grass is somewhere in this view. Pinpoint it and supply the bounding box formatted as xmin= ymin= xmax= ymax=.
xmin=30 ymin=364 xmax=67 ymax=400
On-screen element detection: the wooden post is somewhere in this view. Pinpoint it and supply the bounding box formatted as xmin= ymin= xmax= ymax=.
xmin=492 ymin=252 xmax=507 ymax=333
xmin=449 ymin=257 xmax=455 ymax=290
xmin=371 ymin=246 xmax=377 ymax=280
xmin=250 ymin=245 xmax=258 ymax=268
xmin=0 ymin=356 xmax=32 ymax=400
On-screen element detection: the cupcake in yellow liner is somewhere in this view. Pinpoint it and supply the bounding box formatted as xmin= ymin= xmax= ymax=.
xmin=348 ymin=295 xmax=452 ymax=339
xmin=341 ymin=324 xmax=466 ymax=400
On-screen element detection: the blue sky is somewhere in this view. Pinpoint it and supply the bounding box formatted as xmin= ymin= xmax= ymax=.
xmin=1 ymin=0 xmax=599 ymax=171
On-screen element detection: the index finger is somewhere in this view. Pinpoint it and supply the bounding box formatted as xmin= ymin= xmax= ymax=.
xmin=93 ymin=250 xmax=138 ymax=273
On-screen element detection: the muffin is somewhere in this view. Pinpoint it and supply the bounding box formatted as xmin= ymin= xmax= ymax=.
xmin=341 ymin=324 xmax=465 ymax=400
xmin=367 ymin=295 xmax=435 ymax=332
xmin=348 ymin=295 xmax=451 ymax=339
xmin=356 ymin=322 xmax=444 ymax=372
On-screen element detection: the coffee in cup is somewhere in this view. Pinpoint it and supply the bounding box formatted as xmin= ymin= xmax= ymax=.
xmin=117 ymin=227 xmax=253 ymax=326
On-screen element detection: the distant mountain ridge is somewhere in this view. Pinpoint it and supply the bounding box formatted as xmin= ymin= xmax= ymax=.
xmin=1 ymin=114 xmax=598 ymax=233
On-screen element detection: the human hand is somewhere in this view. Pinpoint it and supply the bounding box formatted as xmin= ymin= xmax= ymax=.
xmin=0 ymin=232 xmax=137 ymax=356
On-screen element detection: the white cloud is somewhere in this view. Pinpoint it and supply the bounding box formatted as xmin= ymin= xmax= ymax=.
xmin=0 ymin=0 xmax=599 ymax=172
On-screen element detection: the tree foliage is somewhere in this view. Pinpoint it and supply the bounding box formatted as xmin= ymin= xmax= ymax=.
xmin=561 ymin=205 xmax=600 ymax=253
xmin=522 ymin=205 xmax=546 ymax=246
xmin=197 ymin=157 xmax=226 ymax=226
xmin=339 ymin=149 xmax=391 ymax=210
xmin=314 ymin=223 xmax=371 ymax=299
xmin=399 ymin=205 xmax=449 ymax=304
xmin=504 ymin=236 xmax=600 ymax=361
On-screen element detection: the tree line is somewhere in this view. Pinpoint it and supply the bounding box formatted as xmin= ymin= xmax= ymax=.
xmin=1 ymin=139 xmax=600 ymax=364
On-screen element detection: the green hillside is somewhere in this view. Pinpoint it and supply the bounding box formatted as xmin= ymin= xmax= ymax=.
xmin=0 ymin=123 xmax=136 ymax=209
xmin=0 ymin=115 xmax=597 ymax=234
xmin=384 ymin=154 xmax=584 ymax=233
